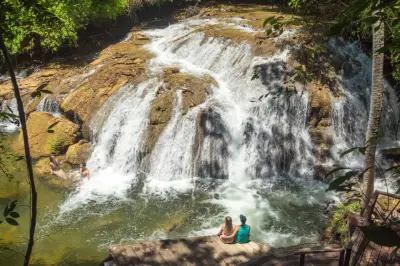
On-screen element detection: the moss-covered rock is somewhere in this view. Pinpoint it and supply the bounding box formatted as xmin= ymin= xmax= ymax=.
xmin=306 ymin=83 xmax=333 ymax=160
xmin=145 ymin=71 xmax=216 ymax=153
xmin=13 ymin=112 xmax=80 ymax=159
xmin=65 ymin=140 xmax=92 ymax=165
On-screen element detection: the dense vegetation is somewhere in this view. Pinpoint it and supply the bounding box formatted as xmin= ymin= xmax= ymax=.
xmin=0 ymin=0 xmax=180 ymax=64
xmin=284 ymin=0 xmax=400 ymax=83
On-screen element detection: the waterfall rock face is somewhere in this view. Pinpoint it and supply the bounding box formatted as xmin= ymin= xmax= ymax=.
xmin=1 ymin=5 xmax=398 ymax=256
xmin=13 ymin=112 xmax=80 ymax=158
xmin=66 ymin=140 xmax=93 ymax=165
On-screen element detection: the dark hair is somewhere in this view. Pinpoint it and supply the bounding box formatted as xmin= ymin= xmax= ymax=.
xmin=81 ymin=162 xmax=86 ymax=167
xmin=240 ymin=214 xmax=247 ymax=224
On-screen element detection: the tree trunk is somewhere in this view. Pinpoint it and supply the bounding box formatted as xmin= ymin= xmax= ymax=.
xmin=0 ymin=35 xmax=37 ymax=266
xmin=361 ymin=18 xmax=385 ymax=214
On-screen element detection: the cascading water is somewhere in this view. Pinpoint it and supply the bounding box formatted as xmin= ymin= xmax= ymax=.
xmin=327 ymin=38 xmax=399 ymax=171
xmin=0 ymin=98 xmax=19 ymax=132
xmin=36 ymin=95 xmax=62 ymax=117
xmin=58 ymin=19 xmax=334 ymax=247
xmin=42 ymin=15 xmax=399 ymax=260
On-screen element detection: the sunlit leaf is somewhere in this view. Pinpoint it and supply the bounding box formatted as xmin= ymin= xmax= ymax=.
xmin=5 ymin=218 xmax=18 ymax=226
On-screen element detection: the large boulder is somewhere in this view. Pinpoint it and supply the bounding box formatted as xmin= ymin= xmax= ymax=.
xmin=65 ymin=140 xmax=93 ymax=165
xmin=61 ymin=36 xmax=153 ymax=125
xmin=145 ymin=71 xmax=217 ymax=153
xmin=307 ymin=82 xmax=334 ymax=160
xmin=13 ymin=112 xmax=80 ymax=158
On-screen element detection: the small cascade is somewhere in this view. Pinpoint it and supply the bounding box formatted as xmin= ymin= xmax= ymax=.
xmin=327 ymin=39 xmax=398 ymax=168
xmin=60 ymin=80 xmax=157 ymax=211
xmin=36 ymin=95 xmax=62 ymax=117
xmin=146 ymin=90 xmax=201 ymax=193
xmin=0 ymin=98 xmax=19 ymax=132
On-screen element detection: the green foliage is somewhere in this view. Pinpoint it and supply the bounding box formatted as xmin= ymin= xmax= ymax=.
xmin=1 ymin=200 xmax=20 ymax=226
xmin=329 ymin=202 xmax=361 ymax=245
xmin=0 ymin=0 xmax=130 ymax=59
xmin=285 ymin=0 xmax=400 ymax=83
xmin=48 ymin=134 xmax=68 ymax=154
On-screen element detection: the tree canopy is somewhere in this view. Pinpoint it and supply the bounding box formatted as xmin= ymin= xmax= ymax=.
xmin=0 ymin=0 xmax=131 ymax=57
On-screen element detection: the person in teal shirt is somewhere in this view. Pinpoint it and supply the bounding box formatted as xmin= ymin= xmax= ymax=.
xmin=235 ymin=214 xmax=250 ymax=243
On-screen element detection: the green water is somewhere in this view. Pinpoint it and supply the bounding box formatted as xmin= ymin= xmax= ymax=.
xmin=0 ymin=134 xmax=329 ymax=266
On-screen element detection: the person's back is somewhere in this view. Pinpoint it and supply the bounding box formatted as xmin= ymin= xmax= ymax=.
xmin=235 ymin=224 xmax=250 ymax=243
xmin=235 ymin=214 xmax=250 ymax=243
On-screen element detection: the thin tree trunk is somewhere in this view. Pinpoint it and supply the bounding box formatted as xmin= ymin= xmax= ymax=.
xmin=361 ymin=18 xmax=385 ymax=214
xmin=0 ymin=35 xmax=37 ymax=266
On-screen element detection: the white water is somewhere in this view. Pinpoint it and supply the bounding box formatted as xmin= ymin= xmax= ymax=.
xmin=36 ymin=95 xmax=63 ymax=117
xmin=60 ymin=81 xmax=157 ymax=212
xmin=58 ymin=18 xmax=399 ymax=246
xmin=0 ymin=98 xmax=19 ymax=132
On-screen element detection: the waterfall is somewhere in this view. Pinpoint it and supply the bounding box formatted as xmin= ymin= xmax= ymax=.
xmin=58 ymin=18 xmax=399 ymax=246
xmin=60 ymin=80 xmax=157 ymax=212
xmin=0 ymin=98 xmax=19 ymax=132
xmin=36 ymin=95 xmax=62 ymax=117
xmin=146 ymin=90 xmax=200 ymax=194
xmin=327 ymin=38 xmax=399 ymax=168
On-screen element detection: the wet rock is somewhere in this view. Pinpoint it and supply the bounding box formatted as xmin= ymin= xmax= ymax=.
xmin=66 ymin=140 xmax=93 ymax=165
xmin=13 ymin=112 xmax=80 ymax=158
xmin=306 ymin=83 xmax=334 ymax=161
xmin=133 ymin=58 xmax=143 ymax=64
xmin=145 ymin=71 xmax=216 ymax=154
xmin=163 ymin=67 xmax=180 ymax=75
xmin=61 ymin=38 xmax=152 ymax=124
xmin=254 ymin=31 xmax=268 ymax=40
xmin=136 ymin=33 xmax=149 ymax=40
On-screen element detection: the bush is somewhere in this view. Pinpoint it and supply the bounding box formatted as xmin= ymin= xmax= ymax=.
xmin=329 ymin=201 xmax=361 ymax=245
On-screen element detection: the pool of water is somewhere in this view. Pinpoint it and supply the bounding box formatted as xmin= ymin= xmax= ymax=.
xmin=0 ymin=134 xmax=330 ymax=266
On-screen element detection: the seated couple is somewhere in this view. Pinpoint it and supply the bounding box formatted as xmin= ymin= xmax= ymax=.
xmin=217 ymin=214 xmax=250 ymax=244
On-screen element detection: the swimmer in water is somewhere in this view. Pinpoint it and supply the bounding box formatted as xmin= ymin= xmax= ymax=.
xmin=79 ymin=162 xmax=90 ymax=180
